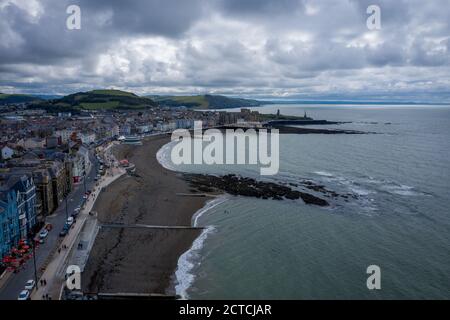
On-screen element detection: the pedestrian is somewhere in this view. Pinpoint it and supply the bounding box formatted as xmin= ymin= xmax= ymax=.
xmin=43 ymin=279 xmax=47 ymax=286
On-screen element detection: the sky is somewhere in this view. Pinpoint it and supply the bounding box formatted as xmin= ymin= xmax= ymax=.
xmin=0 ymin=0 xmax=449 ymax=101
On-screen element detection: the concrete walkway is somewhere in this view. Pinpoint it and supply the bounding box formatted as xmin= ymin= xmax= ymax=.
xmin=31 ymin=142 xmax=126 ymax=300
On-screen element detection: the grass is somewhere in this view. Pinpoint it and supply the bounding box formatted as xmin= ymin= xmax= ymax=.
xmin=0 ymin=93 xmax=29 ymax=99
xmin=172 ymin=96 xmax=209 ymax=108
xmin=90 ymin=90 xmax=136 ymax=97
xmin=80 ymin=101 xmax=120 ymax=109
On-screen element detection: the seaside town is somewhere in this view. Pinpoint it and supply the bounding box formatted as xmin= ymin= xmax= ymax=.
xmin=2 ymin=0 xmax=450 ymax=311
xmin=0 ymin=97 xmax=269 ymax=300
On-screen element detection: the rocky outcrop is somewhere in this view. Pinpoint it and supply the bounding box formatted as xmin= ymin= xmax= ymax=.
xmin=184 ymin=174 xmax=330 ymax=206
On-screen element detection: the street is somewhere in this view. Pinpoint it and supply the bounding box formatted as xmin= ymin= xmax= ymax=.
xmin=0 ymin=150 xmax=99 ymax=300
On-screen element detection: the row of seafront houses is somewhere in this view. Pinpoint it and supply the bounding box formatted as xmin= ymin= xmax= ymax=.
xmin=0 ymin=145 xmax=91 ymax=261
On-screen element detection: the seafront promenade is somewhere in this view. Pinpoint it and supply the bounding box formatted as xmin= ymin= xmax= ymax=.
xmin=31 ymin=142 xmax=126 ymax=300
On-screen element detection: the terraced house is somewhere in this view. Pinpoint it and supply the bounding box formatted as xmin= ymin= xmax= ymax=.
xmin=0 ymin=173 xmax=37 ymax=259
xmin=0 ymin=188 xmax=20 ymax=259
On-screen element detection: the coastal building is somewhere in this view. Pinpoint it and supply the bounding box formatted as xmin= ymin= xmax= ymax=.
xmin=0 ymin=173 xmax=37 ymax=239
xmin=8 ymin=162 xmax=56 ymax=218
xmin=80 ymin=132 xmax=96 ymax=145
xmin=176 ymin=119 xmax=194 ymax=129
xmin=14 ymin=174 xmax=37 ymax=236
xmin=1 ymin=146 xmax=14 ymax=160
xmin=45 ymin=136 xmax=60 ymax=148
xmin=47 ymin=160 xmax=67 ymax=209
xmin=54 ymin=129 xmax=74 ymax=144
xmin=0 ymin=171 xmax=38 ymax=258
xmin=111 ymin=124 xmax=120 ymax=138
xmin=72 ymin=146 xmax=90 ymax=184
xmin=136 ymin=124 xmax=152 ymax=134
xmin=218 ymin=112 xmax=238 ymax=125
xmin=120 ymin=125 xmax=131 ymax=136
xmin=23 ymin=137 xmax=45 ymax=150
xmin=123 ymin=136 xmax=142 ymax=145
xmin=0 ymin=187 xmax=20 ymax=259
xmin=32 ymin=168 xmax=54 ymax=217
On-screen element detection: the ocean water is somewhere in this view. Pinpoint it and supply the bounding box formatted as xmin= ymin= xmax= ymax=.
xmin=158 ymin=104 xmax=450 ymax=299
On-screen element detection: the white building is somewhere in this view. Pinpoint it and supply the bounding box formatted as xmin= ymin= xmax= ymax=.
xmin=72 ymin=146 xmax=90 ymax=183
xmin=55 ymin=129 xmax=74 ymax=144
xmin=1 ymin=146 xmax=14 ymax=160
xmin=80 ymin=132 xmax=96 ymax=145
xmin=23 ymin=137 xmax=45 ymax=150
xmin=111 ymin=125 xmax=120 ymax=137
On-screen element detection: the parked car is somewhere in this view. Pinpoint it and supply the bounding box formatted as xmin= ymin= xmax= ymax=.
xmin=39 ymin=229 xmax=48 ymax=239
xmin=66 ymin=216 xmax=74 ymax=226
xmin=24 ymin=280 xmax=35 ymax=290
xmin=59 ymin=229 xmax=68 ymax=237
xmin=45 ymin=223 xmax=53 ymax=231
xmin=17 ymin=290 xmax=30 ymax=300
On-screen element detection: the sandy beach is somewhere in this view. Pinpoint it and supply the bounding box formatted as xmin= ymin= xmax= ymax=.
xmin=81 ymin=135 xmax=208 ymax=295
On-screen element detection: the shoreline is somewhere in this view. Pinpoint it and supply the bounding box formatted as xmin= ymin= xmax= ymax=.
xmin=81 ymin=134 xmax=212 ymax=295
xmin=174 ymin=195 xmax=229 ymax=299
xmin=81 ymin=130 xmax=350 ymax=297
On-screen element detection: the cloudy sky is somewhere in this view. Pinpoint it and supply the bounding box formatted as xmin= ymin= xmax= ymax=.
xmin=0 ymin=0 xmax=449 ymax=101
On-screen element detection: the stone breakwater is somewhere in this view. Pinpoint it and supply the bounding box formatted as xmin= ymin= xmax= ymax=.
xmin=184 ymin=174 xmax=330 ymax=206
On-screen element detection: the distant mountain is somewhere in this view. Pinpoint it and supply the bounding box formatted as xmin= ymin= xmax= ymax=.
xmin=31 ymin=89 xmax=157 ymax=112
xmin=0 ymin=93 xmax=43 ymax=105
xmin=32 ymin=94 xmax=63 ymax=100
xmin=151 ymin=94 xmax=264 ymax=109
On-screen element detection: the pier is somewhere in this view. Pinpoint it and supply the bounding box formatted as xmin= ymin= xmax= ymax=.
xmin=99 ymin=223 xmax=205 ymax=230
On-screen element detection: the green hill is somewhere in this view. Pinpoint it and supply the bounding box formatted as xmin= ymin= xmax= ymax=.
xmin=152 ymin=94 xmax=263 ymax=109
xmin=0 ymin=93 xmax=43 ymax=105
xmin=32 ymin=89 xmax=157 ymax=111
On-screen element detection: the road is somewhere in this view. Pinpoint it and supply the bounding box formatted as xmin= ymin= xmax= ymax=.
xmin=32 ymin=152 xmax=126 ymax=300
xmin=0 ymin=149 xmax=99 ymax=300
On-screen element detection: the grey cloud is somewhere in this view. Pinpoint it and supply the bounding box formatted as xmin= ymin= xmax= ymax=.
xmin=217 ymin=0 xmax=304 ymax=16
xmin=0 ymin=0 xmax=449 ymax=101
xmin=77 ymin=0 xmax=206 ymax=37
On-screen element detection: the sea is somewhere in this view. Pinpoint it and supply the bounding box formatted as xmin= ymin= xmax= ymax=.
xmin=156 ymin=104 xmax=450 ymax=299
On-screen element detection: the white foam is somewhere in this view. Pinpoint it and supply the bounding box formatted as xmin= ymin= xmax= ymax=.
xmin=156 ymin=140 xmax=179 ymax=172
xmin=350 ymin=187 xmax=372 ymax=196
xmin=314 ymin=171 xmax=334 ymax=177
xmin=174 ymin=225 xmax=215 ymax=300
xmin=192 ymin=196 xmax=230 ymax=226
xmin=174 ymin=196 xmax=229 ymax=300
xmin=382 ymin=184 xmax=423 ymax=196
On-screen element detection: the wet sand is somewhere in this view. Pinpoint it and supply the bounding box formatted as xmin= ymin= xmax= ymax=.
xmin=81 ymin=135 xmax=207 ymax=295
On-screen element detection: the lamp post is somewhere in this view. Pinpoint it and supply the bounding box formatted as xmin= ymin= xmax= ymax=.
xmin=65 ymin=196 xmax=68 ymax=220
xmin=27 ymin=231 xmax=39 ymax=290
